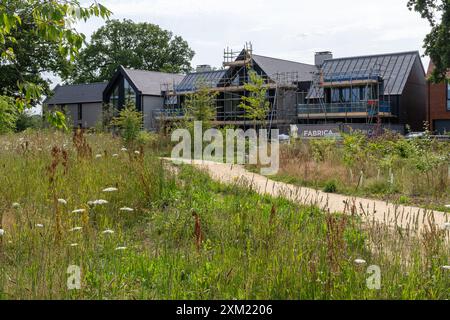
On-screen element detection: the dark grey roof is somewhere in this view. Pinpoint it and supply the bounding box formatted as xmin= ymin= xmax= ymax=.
xmin=321 ymin=51 xmax=422 ymax=95
xmin=175 ymin=70 xmax=227 ymax=92
xmin=252 ymin=54 xmax=317 ymax=82
xmin=45 ymin=82 xmax=107 ymax=105
xmin=122 ymin=68 xmax=185 ymax=96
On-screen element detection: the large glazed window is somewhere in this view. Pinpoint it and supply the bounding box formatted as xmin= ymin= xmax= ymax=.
xmin=110 ymin=85 xmax=119 ymax=109
xmin=124 ymin=79 xmax=136 ymax=106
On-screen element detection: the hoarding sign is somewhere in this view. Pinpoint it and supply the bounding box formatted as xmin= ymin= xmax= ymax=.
xmin=298 ymin=124 xmax=341 ymax=138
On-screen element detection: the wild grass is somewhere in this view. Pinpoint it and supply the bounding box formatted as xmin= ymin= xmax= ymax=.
xmin=0 ymin=130 xmax=449 ymax=300
xmin=271 ymin=133 xmax=450 ymax=211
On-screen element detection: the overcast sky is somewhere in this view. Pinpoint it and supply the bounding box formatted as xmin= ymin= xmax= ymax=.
xmin=36 ymin=0 xmax=431 ymax=113
xmin=75 ymin=0 xmax=431 ymax=71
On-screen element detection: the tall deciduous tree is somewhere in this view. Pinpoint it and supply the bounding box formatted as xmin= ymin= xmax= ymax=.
xmin=0 ymin=1 xmax=71 ymax=99
xmin=408 ymin=0 xmax=450 ymax=82
xmin=68 ymin=19 xmax=195 ymax=84
xmin=0 ymin=0 xmax=111 ymax=131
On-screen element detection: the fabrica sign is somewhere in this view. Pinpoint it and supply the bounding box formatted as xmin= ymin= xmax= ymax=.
xmin=299 ymin=125 xmax=341 ymax=138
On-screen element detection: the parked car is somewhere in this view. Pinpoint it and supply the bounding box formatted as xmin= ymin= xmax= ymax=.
xmin=405 ymin=132 xmax=426 ymax=139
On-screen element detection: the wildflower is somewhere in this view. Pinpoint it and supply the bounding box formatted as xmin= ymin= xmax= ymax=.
xmin=120 ymin=207 xmax=134 ymax=212
xmin=58 ymin=199 xmax=67 ymax=205
xmin=102 ymin=229 xmax=115 ymax=235
xmin=121 ymin=147 xmax=127 ymax=152
xmin=90 ymin=199 xmax=109 ymax=206
xmin=354 ymin=259 xmax=367 ymax=265
xmin=69 ymin=227 xmax=82 ymax=232
xmin=103 ymin=187 xmax=118 ymax=192
xmin=35 ymin=224 xmax=44 ymax=228
xmin=12 ymin=202 xmax=20 ymax=209
xmin=112 ymin=154 xmax=119 ymax=158
xmin=134 ymin=150 xmax=140 ymax=155
xmin=72 ymin=209 xmax=86 ymax=214
xmin=442 ymin=266 xmax=450 ymax=270
xmin=115 ymin=247 xmax=127 ymax=251
xmin=95 ymin=154 xmax=102 ymax=159
xmin=70 ymin=243 xmax=79 ymax=247
xmin=0 ymin=229 xmax=5 ymax=236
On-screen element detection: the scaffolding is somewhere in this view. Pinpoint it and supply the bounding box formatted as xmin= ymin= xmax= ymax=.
xmin=297 ymin=63 xmax=394 ymax=127
xmin=157 ymin=43 xmax=300 ymax=131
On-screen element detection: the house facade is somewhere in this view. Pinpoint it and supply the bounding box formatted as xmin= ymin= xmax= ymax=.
xmin=44 ymin=66 xmax=184 ymax=130
xmin=44 ymin=46 xmax=429 ymax=134
xmin=44 ymin=82 xmax=107 ymax=128
xmin=427 ymin=62 xmax=450 ymax=134
xmin=301 ymin=51 xmax=427 ymax=132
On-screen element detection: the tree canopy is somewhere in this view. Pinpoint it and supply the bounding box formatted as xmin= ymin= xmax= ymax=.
xmin=0 ymin=1 xmax=71 ymax=100
xmin=408 ymin=0 xmax=450 ymax=82
xmin=68 ymin=19 xmax=195 ymax=84
xmin=0 ymin=0 xmax=111 ymax=131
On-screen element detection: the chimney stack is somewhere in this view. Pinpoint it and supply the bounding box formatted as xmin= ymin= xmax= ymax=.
xmin=315 ymin=51 xmax=333 ymax=67
xmin=196 ymin=65 xmax=212 ymax=73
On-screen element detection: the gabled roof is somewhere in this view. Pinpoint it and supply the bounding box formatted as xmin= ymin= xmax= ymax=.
xmin=321 ymin=51 xmax=423 ymax=95
xmin=122 ymin=67 xmax=185 ymax=96
xmin=44 ymin=82 xmax=107 ymax=105
xmin=176 ymin=70 xmax=227 ymax=92
xmin=252 ymin=54 xmax=317 ymax=82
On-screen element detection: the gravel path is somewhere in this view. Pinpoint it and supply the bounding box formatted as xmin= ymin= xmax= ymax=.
xmin=165 ymin=158 xmax=449 ymax=232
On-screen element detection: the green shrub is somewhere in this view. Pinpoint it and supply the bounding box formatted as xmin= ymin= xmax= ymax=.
xmin=323 ymin=180 xmax=338 ymax=193
xmin=113 ymin=104 xmax=143 ymax=146
xmin=398 ymin=195 xmax=411 ymax=205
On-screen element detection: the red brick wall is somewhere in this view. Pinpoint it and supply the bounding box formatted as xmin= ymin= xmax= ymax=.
xmin=428 ymin=81 xmax=450 ymax=131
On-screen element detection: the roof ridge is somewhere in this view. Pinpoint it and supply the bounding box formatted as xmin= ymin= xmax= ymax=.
xmin=252 ymin=54 xmax=316 ymax=67
xmin=56 ymin=82 xmax=108 ymax=88
xmin=327 ymin=51 xmax=420 ymax=62
xmin=187 ymin=70 xmax=226 ymax=75
xmin=122 ymin=67 xmax=184 ymax=76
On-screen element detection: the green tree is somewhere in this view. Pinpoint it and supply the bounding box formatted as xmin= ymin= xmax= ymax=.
xmin=239 ymin=70 xmax=271 ymax=130
xmin=183 ymin=83 xmax=218 ymax=129
xmin=408 ymin=0 xmax=450 ymax=82
xmin=0 ymin=0 xmax=111 ymax=127
xmin=68 ymin=19 xmax=195 ymax=84
xmin=113 ymin=103 xmax=143 ymax=146
xmin=0 ymin=96 xmax=18 ymax=133
xmin=0 ymin=1 xmax=72 ymax=101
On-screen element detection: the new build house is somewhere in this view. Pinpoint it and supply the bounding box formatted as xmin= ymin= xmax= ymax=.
xmin=44 ymin=44 xmax=428 ymax=134
xmin=301 ymin=51 xmax=427 ymax=132
xmin=44 ymin=82 xmax=107 ymax=128
xmin=427 ymin=62 xmax=450 ymax=134
xmin=45 ymin=66 xmax=184 ymax=130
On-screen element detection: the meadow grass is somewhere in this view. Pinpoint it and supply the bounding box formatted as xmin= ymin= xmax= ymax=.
xmin=0 ymin=130 xmax=449 ymax=300
xmin=263 ymin=135 xmax=450 ymax=212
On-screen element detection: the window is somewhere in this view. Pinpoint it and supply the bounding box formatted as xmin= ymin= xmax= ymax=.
xmin=351 ymin=88 xmax=360 ymax=102
xmin=341 ymin=88 xmax=351 ymax=102
xmin=110 ymin=85 xmax=119 ymax=108
xmin=447 ymin=81 xmax=450 ymax=111
xmin=77 ymin=104 xmax=82 ymax=120
xmin=331 ymin=88 xmax=340 ymax=103
xmin=124 ymin=79 xmax=136 ymax=106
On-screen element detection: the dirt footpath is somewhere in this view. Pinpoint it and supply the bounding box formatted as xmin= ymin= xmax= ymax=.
xmin=165 ymin=158 xmax=449 ymax=232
